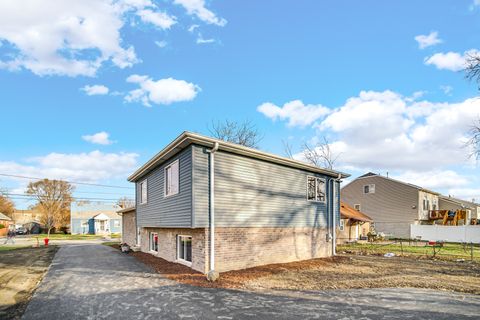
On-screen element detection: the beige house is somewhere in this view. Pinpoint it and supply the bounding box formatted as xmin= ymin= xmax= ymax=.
xmin=342 ymin=172 xmax=440 ymax=238
xmin=118 ymin=207 xmax=136 ymax=245
xmin=12 ymin=209 xmax=43 ymax=225
xmin=337 ymin=202 xmax=373 ymax=244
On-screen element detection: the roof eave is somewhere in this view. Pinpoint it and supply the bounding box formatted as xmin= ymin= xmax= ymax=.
xmin=128 ymin=131 xmax=350 ymax=182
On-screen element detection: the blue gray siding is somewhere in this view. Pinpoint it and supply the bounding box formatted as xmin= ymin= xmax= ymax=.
xmin=192 ymin=145 xmax=336 ymax=228
xmin=136 ymin=147 xmax=193 ymax=228
xmin=71 ymin=218 xmax=121 ymax=234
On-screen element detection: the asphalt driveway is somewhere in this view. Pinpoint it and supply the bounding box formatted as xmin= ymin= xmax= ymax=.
xmin=22 ymin=244 xmax=480 ymax=320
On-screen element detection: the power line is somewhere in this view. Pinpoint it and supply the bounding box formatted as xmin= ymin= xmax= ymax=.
xmin=3 ymin=192 xmax=126 ymax=202
xmin=0 ymin=173 xmax=134 ymax=189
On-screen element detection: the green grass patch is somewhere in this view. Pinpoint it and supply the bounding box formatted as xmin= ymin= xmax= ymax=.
xmin=338 ymin=241 xmax=480 ymax=262
xmin=102 ymin=241 xmax=120 ymax=248
xmin=0 ymin=244 xmax=32 ymax=251
xmin=33 ymin=233 xmax=103 ymax=240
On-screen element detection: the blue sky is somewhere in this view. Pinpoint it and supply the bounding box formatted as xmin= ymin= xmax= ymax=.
xmin=0 ymin=0 xmax=479 ymax=208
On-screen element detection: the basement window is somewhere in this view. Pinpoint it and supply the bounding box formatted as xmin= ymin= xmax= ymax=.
xmin=307 ymin=176 xmax=326 ymax=202
xmin=149 ymin=232 xmax=158 ymax=253
xmin=177 ymin=235 xmax=192 ymax=265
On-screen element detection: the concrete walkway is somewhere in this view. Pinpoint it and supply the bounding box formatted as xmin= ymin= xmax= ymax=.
xmin=22 ymin=244 xmax=480 ymax=320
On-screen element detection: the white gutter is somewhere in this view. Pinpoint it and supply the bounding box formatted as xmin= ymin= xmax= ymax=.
xmin=207 ymin=142 xmax=219 ymax=275
xmin=332 ymin=173 xmax=342 ymax=256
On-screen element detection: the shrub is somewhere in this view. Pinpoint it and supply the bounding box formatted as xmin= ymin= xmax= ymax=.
xmin=0 ymin=224 xmax=5 ymax=229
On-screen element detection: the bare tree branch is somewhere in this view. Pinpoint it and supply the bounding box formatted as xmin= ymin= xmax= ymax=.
xmin=465 ymin=53 xmax=480 ymax=91
xmin=209 ymin=119 xmax=262 ymax=148
xmin=117 ymin=196 xmax=135 ymax=209
xmin=282 ymin=139 xmax=294 ymax=159
xmin=466 ymin=117 xmax=480 ymax=160
xmin=302 ymin=137 xmax=340 ymax=170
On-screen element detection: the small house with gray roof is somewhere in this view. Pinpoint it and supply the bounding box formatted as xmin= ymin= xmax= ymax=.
xmin=71 ymin=203 xmax=122 ymax=235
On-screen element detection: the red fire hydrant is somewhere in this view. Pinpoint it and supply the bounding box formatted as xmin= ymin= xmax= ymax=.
xmin=44 ymin=238 xmax=49 ymax=246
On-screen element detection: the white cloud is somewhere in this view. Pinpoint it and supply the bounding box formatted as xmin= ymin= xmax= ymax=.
xmin=440 ymin=85 xmax=453 ymax=95
xmin=188 ymin=24 xmax=199 ymax=32
xmin=0 ymin=151 xmax=138 ymax=183
xmin=155 ymin=40 xmax=167 ymax=48
xmin=393 ymin=170 xmax=469 ymax=190
xmin=81 ymin=85 xmax=109 ymax=96
xmin=414 ymin=31 xmax=442 ymax=49
xmin=424 ymin=50 xmax=478 ymax=72
xmin=174 ymin=0 xmax=227 ymax=26
xmin=137 ymin=9 xmax=176 ymax=29
xmin=0 ymin=0 xmax=143 ymax=77
xmin=125 ymin=74 xmax=201 ymax=106
xmin=82 ymin=132 xmax=114 ymax=145
xmin=257 ymin=100 xmax=330 ymax=127
xmin=261 ymin=90 xmax=480 ymax=172
xmin=447 ymin=188 xmax=480 ymax=203
xmin=319 ymin=91 xmax=480 ymax=171
xmin=196 ymin=34 xmax=215 ymax=44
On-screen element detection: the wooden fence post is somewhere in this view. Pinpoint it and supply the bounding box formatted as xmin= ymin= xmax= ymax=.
xmin=471 ymin=242 xmax=474 ymax=262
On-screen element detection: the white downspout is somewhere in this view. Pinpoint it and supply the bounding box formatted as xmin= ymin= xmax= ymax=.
xmin=332 ymin=173 xmax=342 ymax=256
xmin=207 ymin=142 xmax=219 ymax=277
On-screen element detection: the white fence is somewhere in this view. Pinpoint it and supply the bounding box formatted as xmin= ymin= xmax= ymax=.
xmin=410 ymin=225 xmax=480 ymax=243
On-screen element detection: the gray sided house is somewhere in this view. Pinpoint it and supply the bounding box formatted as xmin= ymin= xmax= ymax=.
xmin=125 ymin=132 xmax=349 ymax=274
xmin=71 ymin=203 xmax=122 ymax=235
xmin=341 ymin=172 xmax=440 ymax=238
xmin=439 ymin=196 xmax=480 ymax=223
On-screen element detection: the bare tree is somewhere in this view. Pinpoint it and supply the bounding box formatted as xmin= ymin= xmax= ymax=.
xmin=209 ymin=119 xmax=262 ymax=148
xmin=302 ymin=137 xmax=340 ymax=170
xmin=465 ymin=53 xmax=480 ymax=90
xmin=26 ymin=179 xmax=74 ymax=237
xmin=467 ymin=118 xmax=480 ymax=160
xmin=282 ymin=139 xmax=294 ymax=159
xmin=117 ymin=196 xmax=135 ymax=209
xmin=0 ymin=191 xmax=15 ymax=218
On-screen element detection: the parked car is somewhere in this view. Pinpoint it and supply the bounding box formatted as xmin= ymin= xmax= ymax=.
xmin=15 ymin=226 xmax=27 ymax=235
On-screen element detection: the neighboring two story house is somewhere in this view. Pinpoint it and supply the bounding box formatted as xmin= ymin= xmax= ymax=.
xmin=125 ymin=131 xmax=348 ymax=274
xmin=341 ymin=172 xmax=440 ymax=238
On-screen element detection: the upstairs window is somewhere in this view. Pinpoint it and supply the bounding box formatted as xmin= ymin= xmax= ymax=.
xmin=364 ymin=184 xmax=375 ymax=194
xmin=339 ymin=219 xmax=345 ymax=231
xmin=165 ymin=160 xmax=179 ymax=197
xmin=354 ymin=204 xmax=361 ymax=211
xmin=307 ymin=176 xmax=326 ymax=202
xmin=140 ymin=179 xmax=147 ymax=204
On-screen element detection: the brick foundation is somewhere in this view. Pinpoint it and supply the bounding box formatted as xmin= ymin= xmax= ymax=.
xmin=121 ymin=211 xmax=137 ymax=247
xmin=139 ymin=226 xmax=332 ymax=273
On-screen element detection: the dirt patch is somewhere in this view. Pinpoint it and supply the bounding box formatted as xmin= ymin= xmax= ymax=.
xmin=0 ymin=246 xmax=57 ymax=320
xmin=121 ymin=244 xmax=480 ymax=294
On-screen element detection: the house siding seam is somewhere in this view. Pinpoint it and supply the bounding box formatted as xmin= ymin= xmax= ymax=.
xmin=136 ymin=146 xmax=193 ymax=228
xmin=341 ymin=175 xmax=420 ymax=238
xmin=192 ymin=145 xmax=333 ymax=228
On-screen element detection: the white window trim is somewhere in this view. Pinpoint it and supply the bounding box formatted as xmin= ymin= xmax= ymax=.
xmin=140 ymin=179 xmax=148 ymax=204
xmin=364 ymin=184 xmax=375 ymax=194
xmin=176 ymin=234 xmax=192 ymax=266
xmin=164 ymin=159 xmax=180 ymax=198
xmin=339 ymin=219 xmax=345 ymax=231
xmin=149 ymin=232 xmax=158 ymax=253
xmin=306 ymin=176 xmax=327 ymax=203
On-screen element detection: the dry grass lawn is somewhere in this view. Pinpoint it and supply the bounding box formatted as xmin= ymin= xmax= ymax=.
xmin=122 ymin=245 xmax=480 ymax=295
xmin=0 ymin=246 xmax=57 ymax=320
